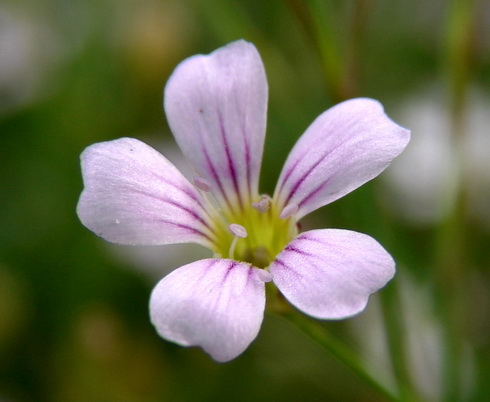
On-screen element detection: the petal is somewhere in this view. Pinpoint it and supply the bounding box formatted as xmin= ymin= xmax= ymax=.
xmin=164 ymin=40 xmax=268 ymax=214
xmin=149 ymin=258 xmax=265 ymax=362
xmin=77 ymin=138 xmax=216 ymax=247
xmin=269 ymin=229 xmax=395 ymax=319
xmin=274 ymin=98 xmax=410 ymax=219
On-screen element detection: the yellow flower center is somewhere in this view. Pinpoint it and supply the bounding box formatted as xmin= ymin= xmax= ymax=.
xmin=208 ymin=197 xmax=298 ymax=268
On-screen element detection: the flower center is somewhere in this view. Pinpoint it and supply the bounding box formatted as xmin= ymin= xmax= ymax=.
xmin=204 ymin=192 xmax=298 ymax=268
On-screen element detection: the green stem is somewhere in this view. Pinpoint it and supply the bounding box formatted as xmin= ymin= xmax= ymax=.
xmin=284 ymin=0 xmax=374 ymax=101
xmin=344 ymin=0 xmax=375 ymax=97
xmin=306 ymin=0 xmax=345 ymax=101
xmin=435 ymin=0 xmax=477 ymax=399
xmin=433 ymin=169 xmax=468 ymax=402
xmin=284 ymin=0 xmax=344 ymax=102
xmin=280 ymin=311 xmax=398 ymax=401
xmin=379 ymin=281 xmax=418 ymax=401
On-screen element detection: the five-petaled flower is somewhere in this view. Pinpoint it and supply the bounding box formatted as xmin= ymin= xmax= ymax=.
xmin=77 ymin=40 xmax=410 ymax=362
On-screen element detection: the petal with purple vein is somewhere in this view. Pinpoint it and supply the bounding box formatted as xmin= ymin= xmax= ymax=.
xmin=149 ymin=258 xmax=265 ymax=362
xmin=274 ymin=98 xmax=410 ymax=220
xmin=164 ymin=40 xmax=268 ymax=214
xmin=77 ymin=137 xmax=216 ymax=247
xmin=270 ymin=229 xmax=395 ymax=319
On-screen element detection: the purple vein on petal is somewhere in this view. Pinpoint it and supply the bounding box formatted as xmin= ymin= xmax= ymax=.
xmin=272 ymin=259 xmax=305 ymax=279
xmin=246 ymin=265 xmax=254 ymax=283
xmin=242 ymin=122 xmax=252 ymax=203
xmin=297 ymin=178 xmax=331 ymax=208
xmin=202 ymin=144 xmax=234 ymax=212
xmin=194 ymin=120 xmax=234 ymax=213
xmin=282 ymin=156 xmax=324 ymax=205
xmin=284 ymin=244 xmax=315 ymax=258
xmin=217 ymin=110 xmax=243 ymax=211
xmin=209 ymin=260 xmax=238 ymax=313
xmin=296 ymin=232 xmax=333 ymax=247
xmin=128 ymin=188 xmax=217 ymax=237
xmin=276 ymin=156 xmax=303 ymax=196
xmin=282 ymin=140 xmax=343 ymax=206
xmin=149 ymin=172 xmax=204 ymax=207
xmin=192 ymin=110 xmax=229 ymax=208
xmin=277 ymin=112 xmax=365 ymax=205
xmin=157 ymin=172 xmax=222 ymax=226
xmin=154 ymin=219 xmax=214 ymax=243
xmin=290 ymin=235 xmax=345 ymax=263
xmin=222 ymin=260 xmax=238 ymax=282
xmin=192 ymin=259 xmax=220 ymax=292
xmin=293 ymin=233 xmax=352 ymax=262
xmin=233 ymin=90 xmax=253 ymax=204
xmin=203 ymin=258 xmax=220 ymax=273
xmin=296 ymin=232 xmax=318 ymax=242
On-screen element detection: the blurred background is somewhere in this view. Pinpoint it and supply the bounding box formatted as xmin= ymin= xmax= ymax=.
xmin=1 ymin=0 xmax=489 ymax=400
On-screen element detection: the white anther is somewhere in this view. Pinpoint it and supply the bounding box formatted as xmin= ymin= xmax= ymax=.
xmin=193 ymin=176 xmax=212 ymax=192
xmin=252 ymin=195 xmax=271 ymax=213
xmin=257 ymin=269 xmax=273 ymax=283
xmin=280 ymin=203 xmax=299 ymax=219
xmin=228 ymin=223 xmax=248 ymax=238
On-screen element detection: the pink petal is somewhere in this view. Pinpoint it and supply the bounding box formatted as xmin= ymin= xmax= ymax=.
xmin=164 ymin=40 xmax=268 ymax=214
xmin=149 ymin=258 xmax=265 ymax=362
xmin=269 ymin=229 xmax=395 ymax=319
xmin=77 ymin=138 xmax=216 ymax=247
xmin=274 ymin=98 xmax=410 ymax=219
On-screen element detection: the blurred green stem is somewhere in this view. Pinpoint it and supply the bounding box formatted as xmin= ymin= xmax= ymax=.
xmin=344 ymin=0 xmax=375 ymax=98
xmin=306 ymin=0 xmax=344 ymax=101
xmin=281 ymin=311 xmax=398 ymax=401
xmin=379 ymin=281 xmax=418 ymax=401
xmin=284 ymin=0 xmax=344 ymax=102
xmin=284 ymin=0 xmax=375 ymax=100
xmin=435 ymin=0 xmax=477 ymax=399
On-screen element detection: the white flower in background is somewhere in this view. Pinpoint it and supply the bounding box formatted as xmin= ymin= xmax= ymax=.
xmin=0 ymin=4 xmax=61 ymax=114
xmin=384 ymin=88 xmax=490 ymax=228
xmin=353 ymin=271 xmax=475 ymax=401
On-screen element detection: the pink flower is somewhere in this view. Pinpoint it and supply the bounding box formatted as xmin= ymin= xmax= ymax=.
xmin=77 ymin=40 xmax=410 ymax=362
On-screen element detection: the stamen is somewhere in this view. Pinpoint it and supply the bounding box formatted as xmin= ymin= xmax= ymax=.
xmin=228 ymin=223 xmax=248 ymax=238
xmin=257 ymin=269 xmax=273 ymax=283
xmin=280 ymin=203 xmax=299 ymax=219
xmin=194 ymin=176 xmax=222 ymax=212
xmin=193 ymin=176 xmax=212 ymax=192
xmin=228 ymin=223 xmax=248 ymax=259
xmin=252 ymin=195 xmax=271 ymax=213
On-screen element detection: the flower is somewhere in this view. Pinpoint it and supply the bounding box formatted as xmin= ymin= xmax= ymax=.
xmin=77 ymin=40 xmax=410 ymax=362
xmin=384 ymin=87 xmax=490 ymax=227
